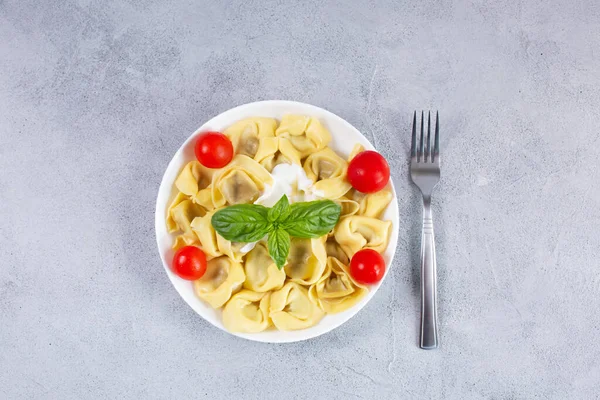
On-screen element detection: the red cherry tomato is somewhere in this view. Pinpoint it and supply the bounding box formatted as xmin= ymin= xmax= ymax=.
xmin=347 ymin=150 xmax=390 ymax=193
xmin=194 ymin=131 xmax=234 ymax=168
xmin=350 ymin=249 xmax=386 ymax=285
xmin=172 ymin=246 xmax=207 ymax=280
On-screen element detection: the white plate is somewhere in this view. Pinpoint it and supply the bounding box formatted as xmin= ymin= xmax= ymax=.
xmin=155 ymin=100 xmax=399 ymax=343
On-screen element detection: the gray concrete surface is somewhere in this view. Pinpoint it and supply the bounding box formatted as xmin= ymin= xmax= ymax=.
xmin=1 ymin=0 xmax=600 ymax=398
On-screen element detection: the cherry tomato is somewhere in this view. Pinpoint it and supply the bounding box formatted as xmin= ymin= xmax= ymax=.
xmin=172 ymin=246 xmax=207 ymax=280
xmin=350 ymin=249 xmax=386 ymax=285
xmin=347 ymin=150 xmax=390 ymax=193
xmin=194 ymin=131 xmax=234 ymax=168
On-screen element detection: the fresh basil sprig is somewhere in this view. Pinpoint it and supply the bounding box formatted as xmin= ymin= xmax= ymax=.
xmin=211 ymin=195 xmax=341 ymax=269
xmin=267 ymin=228 xmax=290 ymax=269
xmin=210 ymin=204 xmax=271 ymax=242
xmin=267 ymin=194 xmax=291 ymax=223
xmin=282 ymin=200 xmax=343 ymax=238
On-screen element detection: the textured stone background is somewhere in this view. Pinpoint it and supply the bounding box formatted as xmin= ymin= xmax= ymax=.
xmin=1 ymin=0 xmax=599 ymax=399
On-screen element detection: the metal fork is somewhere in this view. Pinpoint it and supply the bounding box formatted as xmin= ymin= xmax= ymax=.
xmin=410 ymin=111 xmax=440 ymax=350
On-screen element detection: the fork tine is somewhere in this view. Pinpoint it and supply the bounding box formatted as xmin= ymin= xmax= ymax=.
xmin=411 ymin=111 xmax=417 ymax=158
xmin=433 ymin=111 xmax=440 ymax=162
xmin=419 ymin=111 xmax=424 ymax=162
xmin=426 ymin=111 xmax=431 ymax=162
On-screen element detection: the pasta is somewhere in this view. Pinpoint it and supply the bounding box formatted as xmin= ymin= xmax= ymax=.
xmin=167 ymin=192 xmax=193 ymax=232
xmin=190 ymin=211 xmax=248 ymax=261
xmin=253 ymin=137 xmax=279 ymax=170
xmin=325 ymin=236 xmax=350 ymax=265
xmin=166 ymin=114 xmax=393 ymax=334
xmin=348 ymin=143 xmax=365 ymax=161
xmin=216 ymin=235 xmax=248 ymax=263
xmin=275 ymin=115 xmax=331 ymax=158
xmin=253 ymin=137 xmax=303 ymax=172
xmin=276 ymin=138 xmax=303 ymax=166
xmin=335 ymin=196 xmax=360 ymax=218
xmin=269 ymin=282 xmax=324 ymax=330
xmin=174 ymin=161 xmax=212 ymax=196
xmin=211 ymin=155 xmax=274 ymax=208
xmin=167 ymin=193 xmax=206 ymax=249
xmin=303 ymin=147 xmax=352 ymax=199
xmin=309 ymin=257 xmax=368 ymax=313
xmin=244 ymin=243 xmax=286 ymax=292
xmin=333 ymin=215 xmax=392 ymax=257
xmin=174 ymin=161 xmax=215 ymax=210
xmin=224 ymin=117 xmax=277 ymax=158
xmin=284 ymin=237 xmax=327 ymax=285
xmin=222 ymin=290 xmax=271 ymax=333
xmin=193 ymin=256 xmax=245 ymax=308
xmin=190 ymin=211 xmax=220 ymax=257
xmin=350 ymin=189 xmax=393 ymax=218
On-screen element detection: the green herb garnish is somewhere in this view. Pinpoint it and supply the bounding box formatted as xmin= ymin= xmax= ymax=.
xmin=267 ymin=228 xmax=291 ymax=269
xmin=211 ymin=196 xmax=341 ymax=269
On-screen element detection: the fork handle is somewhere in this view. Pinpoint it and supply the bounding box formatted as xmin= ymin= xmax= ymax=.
xmin=420 ymin=197 xmax=439 ymax=349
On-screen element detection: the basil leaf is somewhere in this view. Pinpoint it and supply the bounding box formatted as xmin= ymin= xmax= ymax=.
xmin=211 ymin=204 xmax=272 ymax=242
xmin=267 ymin=228 xmax=290 ymax=269
xmin=267 ymin=195 xmax=291 ymax=223
xmin=282 ymin=200 xmax=342 ymax=238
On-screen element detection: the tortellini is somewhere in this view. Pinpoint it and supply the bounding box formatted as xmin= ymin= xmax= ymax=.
xmin=217 ymin=235 xmax=249 ymax=263
xmin=350 ymin=189 xmax=393 ymax=218
xmin=335 ymin=197 xmax=360 ymax=218
xmin=276 ymin=138 xmax=303 ymax=166
xmin=174 ymin=161 xmax=215 ymax=210
xmin=269 ymin=282 xmax=324 ymax=330
xmin=222 ymin=290 xmax=271 ymax=333
xmin=303 ymin=147 xmax=352 ymax=199
xmin=224 ymin=117 xmax=277 ymax=158
xmin=258 ymin=137 xmax=303 ymax=172
xmin=284 ymin=237 xmax=327 ymax=285
xmin=190 ymin=211 xmax=247 ymax=261
xmin=333 ymin=216 xmax=392 ymax=257
xmin=275 ymin=115 xmax=331 ymax=158
xmin=325 ymin=236 xmax=350 ymax=265
xmin=193 ymin=256 xmax=245 ymax=308
xmin=166 ymin=192 xmax=191 ymax=232
xmin=222 ymin=117 xmax=288 ymax=179
xmin=348 ymin=143 xmax=365 ymax=161
xmin=190 ymin=211 xmax=220 ymax=257
xmin=309 ymin=257 xmax=368 ymax=313
xmin=211 ymin=155 xmax=274 ymax=207
xmin=253 ymin=137 xmax=279 ymax=170
xmin=244 ymin=243 xmax=286 ymax=292
xmin=167 ymin=192 xmax=206 ymax=249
